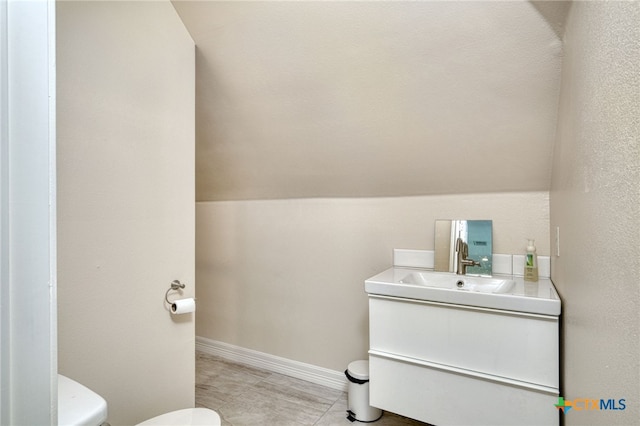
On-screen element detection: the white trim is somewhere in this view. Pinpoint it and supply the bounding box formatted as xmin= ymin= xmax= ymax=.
xmin=2 ymin=1 xmax=57 ymax=423
xmin=47 ymin=0 xmax=58 ymax=421
xmin=196 ymin=337 xmax=348 ymax=392
xmin=0 ymin=0 xmax=9 ymax=422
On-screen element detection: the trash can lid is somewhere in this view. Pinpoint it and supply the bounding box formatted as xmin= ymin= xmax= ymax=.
xmin=347 ymin=360 xmax=369 ymax=380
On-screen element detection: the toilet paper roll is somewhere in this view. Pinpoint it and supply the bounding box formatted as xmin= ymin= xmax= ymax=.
xmin=171 ymin=298 xmax=196 ymax=314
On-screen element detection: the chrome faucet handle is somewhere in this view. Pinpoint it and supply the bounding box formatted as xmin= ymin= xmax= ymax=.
xmin=455 ymin=238 xmax=480 ymax=274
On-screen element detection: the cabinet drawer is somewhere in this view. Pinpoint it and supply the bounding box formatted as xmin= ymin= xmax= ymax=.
xmin=369 ymin=295 xmax=559 ymax=388
xmin=369 ymin=352 xmax=559 ymax=426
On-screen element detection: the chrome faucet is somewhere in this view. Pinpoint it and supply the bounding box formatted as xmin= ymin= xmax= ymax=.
xmin=455 ymin=237 xmax=480 ymax=275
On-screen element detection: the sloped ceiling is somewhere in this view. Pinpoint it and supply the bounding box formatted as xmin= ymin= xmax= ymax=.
xmin=172 ymin=1 xmax=568 ymax=201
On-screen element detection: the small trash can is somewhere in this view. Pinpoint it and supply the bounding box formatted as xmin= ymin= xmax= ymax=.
xmin=345 ymin=360 xmax=382 ymax=423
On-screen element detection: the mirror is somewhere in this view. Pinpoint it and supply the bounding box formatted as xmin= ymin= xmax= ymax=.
xmin=435 ymin=220 xmax=492 ymax=276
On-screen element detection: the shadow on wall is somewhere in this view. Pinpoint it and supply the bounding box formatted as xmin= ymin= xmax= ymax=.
xmin=529 ymin=0 xmax=572 ymax=39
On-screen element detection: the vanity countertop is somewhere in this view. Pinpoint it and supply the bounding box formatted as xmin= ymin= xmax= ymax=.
xmin=365 ymin=267 xmax=561 ymax=316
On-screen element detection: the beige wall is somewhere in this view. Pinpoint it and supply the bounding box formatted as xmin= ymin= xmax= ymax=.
xmin=196 ymin=192 xmax=549 ymax=371
xmin=57 ymin=2 xmax=195 ymax=425
xmin=550 ymin=1 xmax=639 ymax=424
xmin=172 ymin=1 xmax=564 ymax=201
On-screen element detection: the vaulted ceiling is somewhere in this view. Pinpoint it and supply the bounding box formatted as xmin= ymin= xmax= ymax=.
xmin=172 ymin=1 xmax=570 ymax=201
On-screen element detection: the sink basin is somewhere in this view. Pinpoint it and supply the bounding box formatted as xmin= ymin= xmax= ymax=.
xmin=365 ymin=267 xmax=561 ymax=316
xmin=398 ymin=271 xmax=515 ymax=294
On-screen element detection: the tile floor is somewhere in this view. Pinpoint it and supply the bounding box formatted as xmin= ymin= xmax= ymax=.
xmin=196 ymin=351 xmax=431 ymax=426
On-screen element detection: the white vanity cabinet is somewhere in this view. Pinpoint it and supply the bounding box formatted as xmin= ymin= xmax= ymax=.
xmin=367 ymin=293 xmax=560 ymax=426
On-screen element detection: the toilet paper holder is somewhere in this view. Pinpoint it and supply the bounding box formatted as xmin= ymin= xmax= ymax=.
xmin=165 ymin=280 xmax=186 ymax=305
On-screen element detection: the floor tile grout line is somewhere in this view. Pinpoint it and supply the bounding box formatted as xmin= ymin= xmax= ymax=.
xmin=251 ymin=375 xmax=336 ymax=419
xmin=313 ymin=391 xmax=346 ymax=426
xmin=234 ymin=360 xmax=344 ymax=405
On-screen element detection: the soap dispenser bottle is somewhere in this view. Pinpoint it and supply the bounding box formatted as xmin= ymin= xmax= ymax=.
xmin=524 ymin=239 xmax=538 ymax=282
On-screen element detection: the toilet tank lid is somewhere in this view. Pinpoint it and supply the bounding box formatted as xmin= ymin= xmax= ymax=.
xmin=58 ymin=374 xmax=108 ymax=426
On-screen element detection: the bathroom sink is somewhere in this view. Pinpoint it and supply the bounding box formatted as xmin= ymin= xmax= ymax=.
xmin=398 ymin=271 xmax=515 ymax=294
xmin=365 ymin=267 xmax=561 ymax=315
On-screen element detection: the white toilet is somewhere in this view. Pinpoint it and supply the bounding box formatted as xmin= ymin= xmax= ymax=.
xmin=137 ymin=407 xmax=221 ymax=425
xmin=58 ymin=375 xmax=109 ymax=426
xmin=58 ymin=375 xmax=221 ymax=426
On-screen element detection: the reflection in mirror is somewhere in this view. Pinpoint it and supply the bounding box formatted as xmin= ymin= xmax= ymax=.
xmin=434 ymin=220 xmax=492 ymax=276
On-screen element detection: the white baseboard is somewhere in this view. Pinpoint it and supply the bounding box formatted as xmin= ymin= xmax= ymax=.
xmin=196 ymin=336 xmax=348 ymax=391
